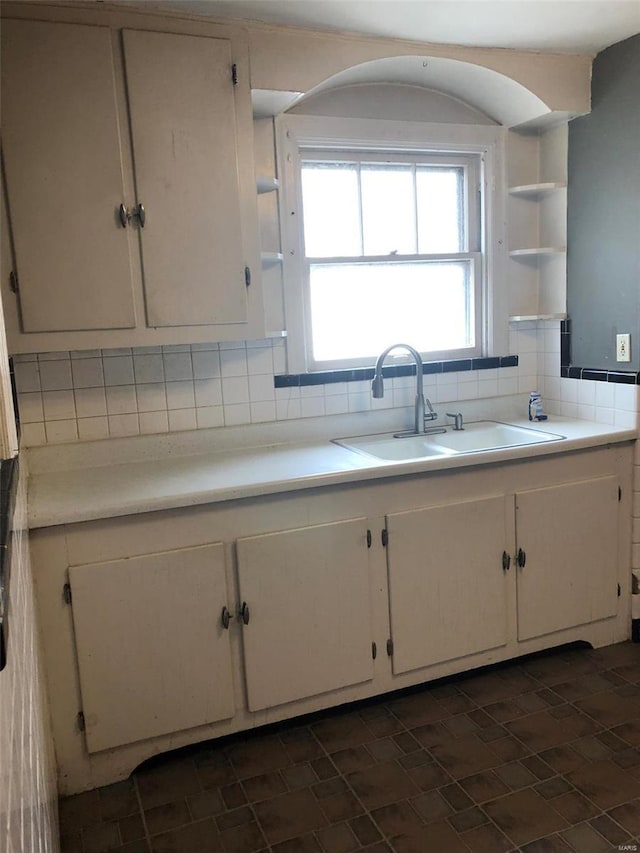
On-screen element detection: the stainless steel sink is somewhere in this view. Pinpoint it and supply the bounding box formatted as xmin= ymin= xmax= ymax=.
xmin=333 ymin=421 xmax=565 ymax=462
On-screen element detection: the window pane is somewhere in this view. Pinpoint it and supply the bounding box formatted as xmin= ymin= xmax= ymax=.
xmin=416 ymin=168 xmax=464 ymax=253
xmin=309 ymin=261 xmax=472 ymax=363
xmin=301 ymin=162 xmax=361 ymax=256
xmin=361 ymin=164 xmax=416 ymax=255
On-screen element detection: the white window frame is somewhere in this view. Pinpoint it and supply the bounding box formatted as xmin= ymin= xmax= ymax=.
xmin=276 ymin=114 xmax=508 ymax=375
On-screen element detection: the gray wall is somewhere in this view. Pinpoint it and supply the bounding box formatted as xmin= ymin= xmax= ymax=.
xmin=567 ymin=35 xmax=640 ymax=371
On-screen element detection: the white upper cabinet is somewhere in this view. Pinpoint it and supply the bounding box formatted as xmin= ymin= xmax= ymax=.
xmin=1 ymin=20 xmax=138 ymax=332
xmin=122 ymin=29 xmax=248 ymax=328
xmin=1 ymin=13 xmax=265 ymax=351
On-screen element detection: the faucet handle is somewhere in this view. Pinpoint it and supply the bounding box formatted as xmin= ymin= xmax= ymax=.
xmin=446 ymin=412 xmax=464 ymax=430
xmin=424 ymin=398 xmax=438 ymax=422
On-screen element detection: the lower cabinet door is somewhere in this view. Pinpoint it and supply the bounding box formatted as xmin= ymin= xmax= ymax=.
xmin=386 ymin=496 xmax=511 ymax=675
xmin=69 ymin=543 xmax=234 ymax=752
xmin=516 ymin=476 xmax=619 ymax=641
xmin=236 ymin=518 xmax=374 ymax=712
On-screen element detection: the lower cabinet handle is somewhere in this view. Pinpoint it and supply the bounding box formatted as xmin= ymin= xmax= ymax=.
xmin=221 ymin=606 xmax=233 ymax=630
xmin=240 ymin=601 xmax=250 ymax=625
xmin=502 ymin=551 xmax=511 ymax=571
xmin=517 ymin=548 xmax=526 ymax=568
xmin=119 ymin=204 xmax=129 ymax=228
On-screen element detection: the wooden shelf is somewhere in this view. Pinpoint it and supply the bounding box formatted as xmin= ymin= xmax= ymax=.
xmin=256 ymin=176 xmax=279 ymax=194
xmin=509 ymin=247 xmax=566 ymax=258
xmin=509 ymin=181 xmax=566 ymax=198
xmin=261 ymin=252 xmax=283 ymax=268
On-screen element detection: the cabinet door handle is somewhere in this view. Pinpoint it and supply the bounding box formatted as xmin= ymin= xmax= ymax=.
xmin=119 ymin=203 xmax=129 ymax=228
xmin=240 ymin=601 xmax=250 ymax=625
xmin=517 ymin=548 xmax=526 ymax=568
xmin=135 ymin=203 xmax=146 ymax=228
xmin=221 ymin=606 xmax=233 ymax=630
xmin=502 ymin=551 xmax=511 ymax=571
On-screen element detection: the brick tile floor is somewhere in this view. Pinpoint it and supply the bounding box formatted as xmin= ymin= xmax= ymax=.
xmin=59 ymin=641 xmax=640 ymax=852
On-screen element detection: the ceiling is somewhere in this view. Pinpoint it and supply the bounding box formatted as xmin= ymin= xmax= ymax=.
xmin=124 ymin=1 xmax=640 ymax=54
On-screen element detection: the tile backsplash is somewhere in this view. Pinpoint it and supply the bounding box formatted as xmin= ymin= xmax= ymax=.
xmin=14 ymin=337 xmax=533 ymax=447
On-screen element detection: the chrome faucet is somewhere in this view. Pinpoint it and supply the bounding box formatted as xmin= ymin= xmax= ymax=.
xmin=371 ymin=343 xmax=442 ymax=437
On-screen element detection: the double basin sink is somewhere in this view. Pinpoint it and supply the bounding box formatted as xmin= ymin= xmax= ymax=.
xmin=333 ymin=420 xmax=565 ymax=462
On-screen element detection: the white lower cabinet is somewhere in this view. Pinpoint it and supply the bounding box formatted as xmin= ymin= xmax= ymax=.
xmin=68 ymin=543 xmax=234 ymax=753
xmin=515 ymin=476 xmax=620 ymax=641
xmin=236 ymin=518 xmax=375 ymax=711
xmin=386 ymin=495 xmax=512 ymax=675
xmin=31 ymin=445 xmax=631 ymax=793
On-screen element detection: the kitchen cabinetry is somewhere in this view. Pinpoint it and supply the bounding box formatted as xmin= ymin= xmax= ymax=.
xmin=236 ymin=518 xmax=375 ymax=711
xmin=1 ymin=12 xmax=266 ymax=351
xmin=30 ymin=443 xmax=631 ymax=794
xmin=386 ymin=496 xmax=512 ymax=675
xmin=68 ymin=543 xmax=234 ymax=753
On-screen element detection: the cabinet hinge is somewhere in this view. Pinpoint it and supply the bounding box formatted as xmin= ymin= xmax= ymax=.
xmin=244 ymin=266 xmax=251 ymax=287
xmin=619 ymin=486 xmax=622 ymax=501
xmin=77 ymin=711 xmax=85 ymax=732
xmin=231 ymin=63 xmax=238 ymax=85
xmin=618 ymin=583 xmax=621 ymax=597
xmin=9 ymin=270 xmax=18 ymax=293
xmin=381 ymin=528 xmax=388 ymax=547
xmin=371 ymin=642 xmax=377 ymax=660
xmin=63 ymin=583 xmax=72 ymax=605
xmin=386 ymin=638 xmax=394 ymax=657
xmin=366 ymin=529 xmax=372 ymax=548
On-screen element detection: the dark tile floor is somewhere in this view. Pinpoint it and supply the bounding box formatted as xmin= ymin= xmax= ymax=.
xmin=59 ymin=641 xmax=640 ymax=853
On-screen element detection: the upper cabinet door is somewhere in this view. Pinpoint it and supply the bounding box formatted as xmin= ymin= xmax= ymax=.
xmin=122 ymin=29 xmax=248 ymax=328
xmin=1 ymin=20 xmax=137 ymax=332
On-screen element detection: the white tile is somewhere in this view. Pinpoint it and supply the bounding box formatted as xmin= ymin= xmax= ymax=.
xmin=436 ymin=383 xmax=458 ymax=403
xmin=220 ymin=348 xmax=248 ymax=377
xmin=136 ymin=383 xmax=167 ymax=413
xmin=139 ymin=410 xmax=169 ymax=435
xmin=14 ymin=362 xmax=41 ymax=393
xmin=222 ymin=376 xmax=249 ymax=405
xmin=249 ymin=374 xmax=275 ymax=402
xmin=517 ymin=352 xmax=537 ymax=377
xmin=458 ymin=370 xmax=478 ymax=384
xmin=348 ymin=392 xmax=371 ymax=413
xmin=275 ymin=385 xmax=300 ymax=401
xmin=577 ymin=404 xmax=596 ymax=421
xmin=247 ymin=347 xmax=273 ymax=375
xmin=102 ymin=347 xmax=132 ymax=356
xmin=194 ymin=378 xmax=223 ymax=408
xmin=300 ymin=383 xmax=325 ymax=398
xmin=594 ymin=406 xmax=615 ymax=425
xmin=371 ymin=393 xmax=394 ymax=410
xmin=20 ymin=422 xmax=46 ymax=446
xmin=324 ymin=395 xmax=349 ymax=415
xmin=497 ymin=377 xmax=518 ymax=396
xmin=42 ymin=390 xmax=76 ymax=421
xmin=108 ymin=414 xmax=139 ymax=437
xmin=77 ymin=417 xmax=110 ymax=441
xmin=614 ymin=383 xmax=638 ymax=413
xmin=595 ymin=381 xmax=615 ymax=408
xmin=37 ymin=350 xmax=69 ymax=361
xmin=477 ymin=378 xmax=498 ymax=398
xmin=246 ymin=338 xmax=272 ymax=349
xmin=250 ymin=401 xmax=276 ymax=423
xmin=219 ymin=340 xmax=245 ymax=350
xmin=133 ymin=346 xmax=162 ymax=354
xmin=168 ymin=408 xmax=197 ymax=432
xmin=324 ymin=382 xmax=348 ymax=396
xmin=161 ymin=344 xmax=190 ymax=353
xmin=544 ymin=376 xmax=562 ymax=401
xmin=17 ymin=393 xmax=43 ymax=424
xmin=518 ymin=375 xmax=537 ymax=394
xmin=133 ymin=354 xmax=164 ymax=384
xmin=45 ymin=419 xmax=78 ymax=443
xmin=224 ymin=403 xmax=251 ymax=425
xmin=196 ymin=406 xmax=224 ymax=429
xmin=190 ymin=342 xmax=219 ymax=352
xmin=577 ymin=380 xmax=596 ymax=406
xmin=105 ymin=385 xmax=137 ymax=415
xmin=272 ymin=343 xmax=286 ymax=374
xmin=12 ymin=352 xmax=37 ymax=362
xmin=460 ymin=380 xmax=480 ymax=399
xmin=544 ymin=328 xmax=560 ymax=353
xmin=477 ymin=368 xmax=498 ymax=381
xmin=276 ymin=398 xmax=301 ymax=420
xmin=163 ymin=352 xmax=193 ymax=381
xmin=74 ymin=388 xmax=107 ymax=419
xmin=560 ymin=401 xmax=578 ymax=418
xmin=300 ymin=397 xmax=325 ymax=417
xmin=39 ymin=359 xmax=72 ymax=391
xmin=103 ymin=355 xmax=134 ymax=386
xmin=71 ymin=358 xmax=104 ymax=389
xmin=393 ymin=386 xmax=413 ymax=407
xmin=192 ymin=350 xmax=221 ymax=380
xmin=166 ymin=380 xmax=196 ymax=410
xmin=543 ymin=352 xmax=560 ymax=377
xmin=614 ymin=409 xmax=637 ymax=429
xmin=560 ymin=378 xmax=579 ymax=403
xmin=71 ymin=349 xmax=102 ymax=359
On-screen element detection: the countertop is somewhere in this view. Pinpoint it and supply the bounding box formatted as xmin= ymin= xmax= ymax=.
xmin=26 ymin=407 xmax=636 ymax=529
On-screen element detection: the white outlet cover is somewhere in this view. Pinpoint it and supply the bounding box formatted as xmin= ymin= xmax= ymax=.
xmin=616 ymin=333 xmax=631 ymax=362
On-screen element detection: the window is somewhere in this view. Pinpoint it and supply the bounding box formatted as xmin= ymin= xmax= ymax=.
xmin=278 ymin=116 xmax=503 ymax=374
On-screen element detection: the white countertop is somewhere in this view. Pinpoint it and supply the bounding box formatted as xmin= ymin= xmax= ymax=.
xmin=26 ymin=402 xmax=636 ymax=529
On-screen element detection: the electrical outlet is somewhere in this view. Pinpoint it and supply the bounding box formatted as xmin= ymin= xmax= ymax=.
xmin=616 ymin=333 xmax=631 ymax=362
